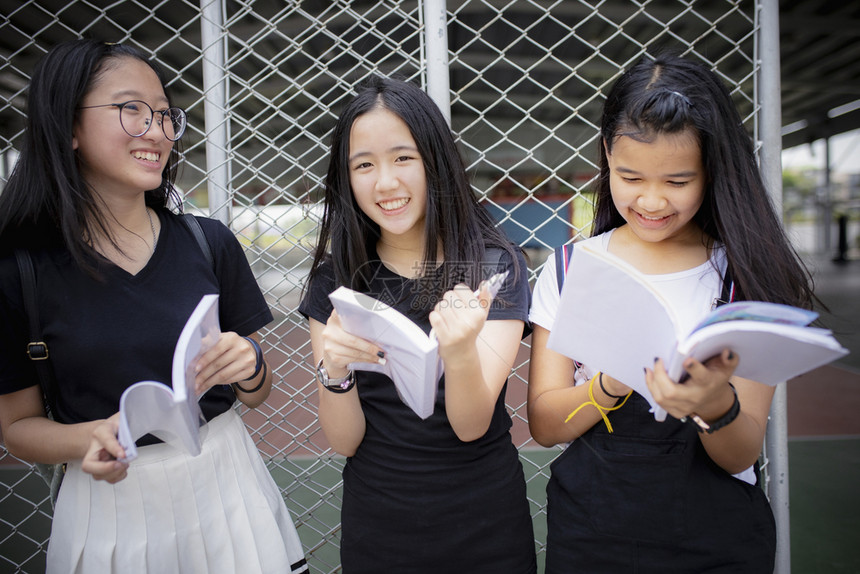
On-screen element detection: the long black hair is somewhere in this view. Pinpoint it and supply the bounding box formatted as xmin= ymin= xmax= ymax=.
xmin=0 ymin=39 xmax=182 ymax=270
xmin=592 ymin=53 xmax=815 ymax=309
xmin=307 ymin=75 xmax=518 ymax=299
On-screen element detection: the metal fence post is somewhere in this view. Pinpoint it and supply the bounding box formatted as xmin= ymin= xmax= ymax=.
xmin=422 ymin=0 xmax=451 ymax=126
xmin=199 ymin=0 xmax=230 ymax=224
xmin=759 ymin=0 xmax=790 ymax=572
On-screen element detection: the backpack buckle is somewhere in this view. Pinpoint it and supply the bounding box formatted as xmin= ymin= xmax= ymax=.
xmin=27 ymin=342 xmax=49 ymax=361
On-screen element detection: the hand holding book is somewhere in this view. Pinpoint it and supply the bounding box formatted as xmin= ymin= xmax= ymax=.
xmin=547 ymin=245 xmax=848 ymax=421
xmin=117 ymin=294 xmax=219 ymax=461
xmin=329 ymin=272 xmax=509 ymax=419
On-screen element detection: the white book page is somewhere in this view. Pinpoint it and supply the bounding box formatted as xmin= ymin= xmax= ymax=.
xmin=674 ymin=321 xmax=848 ymax=384
xmin=117 ymin=294 xmax=220 ymax=461
xmin=547 ymin=245 xmax=678 ymax=420
xmin=330 ymin=287 xmax=440 ymax=419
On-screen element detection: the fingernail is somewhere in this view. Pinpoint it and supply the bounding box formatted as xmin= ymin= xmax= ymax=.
xmin=377 ymin=350 xmax=386 ymax=359
xmin=378 ymin=357 xmax=387 ymax=366
xmin=727 ymin=351 xmax=735 ymax=360
xmin=653 ymin=357 xmax=659 ymax=363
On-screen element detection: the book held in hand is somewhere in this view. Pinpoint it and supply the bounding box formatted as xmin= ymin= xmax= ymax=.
xmin=117 ymin=294 xmax=220 ymax=461
xmin=328 ymin=287 xmax=443 ymax=419
xmin=328 ymin=271 xmax=509 ymax=419
xmin=547 ymin=244 xmax=849 ymax=421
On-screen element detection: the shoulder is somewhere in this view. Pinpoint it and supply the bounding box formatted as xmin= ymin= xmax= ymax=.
xmin=486 ymin=243 xmax=530 ymax=326
xmin=170 ymin=212 xmax=235 ymax=246
xmin=298 ymin=256 xmax=337 ymax=323
xmin=529 ymin=234 xmax=608 ymax=330
xmin=529 ymin=250 xmax=559 ymax=330
xmin=0 ymin=251 xmax=23 ymax=308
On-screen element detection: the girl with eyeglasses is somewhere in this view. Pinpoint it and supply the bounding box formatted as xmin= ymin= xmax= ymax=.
xmin=0 ymin=39 xmax=307 ymax=574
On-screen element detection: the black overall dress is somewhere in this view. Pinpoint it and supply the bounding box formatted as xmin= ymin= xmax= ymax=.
xmin=545 ymin=392 xmax=776 ymax=573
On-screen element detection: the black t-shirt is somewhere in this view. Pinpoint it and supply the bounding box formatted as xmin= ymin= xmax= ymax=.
xmin=299 ymin=246 xmax=536 ymax=573
xmin=0 ymin=210 xmax=273 ymax=430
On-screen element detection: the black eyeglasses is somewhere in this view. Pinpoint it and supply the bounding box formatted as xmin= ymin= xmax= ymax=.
xmin=78 ymin=100 xmax=187 ymax=141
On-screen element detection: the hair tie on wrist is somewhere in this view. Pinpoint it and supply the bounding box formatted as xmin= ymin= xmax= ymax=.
xmin=241 ymin=336 xmax=264 ymax=381
xmin=599 ymin=372 xmax=626 ymax=400
xmin=565 ymin=372 xmax=632 ymax=433
xmin=233 ymin=360 xmax=267 ymax=394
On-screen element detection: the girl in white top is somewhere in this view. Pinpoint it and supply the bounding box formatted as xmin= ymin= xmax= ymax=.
xmin=528 ymin=53 xmax=817 ymax=573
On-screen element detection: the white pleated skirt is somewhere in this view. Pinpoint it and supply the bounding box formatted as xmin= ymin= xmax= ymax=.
xmin=47 ymin=408 xmax=308 ymax=574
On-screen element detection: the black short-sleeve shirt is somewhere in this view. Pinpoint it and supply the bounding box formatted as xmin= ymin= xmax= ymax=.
xmin=0 ymin=210 xmax=273 ymax=430
xmin=298 ymin=246 xmax=536 ymax=573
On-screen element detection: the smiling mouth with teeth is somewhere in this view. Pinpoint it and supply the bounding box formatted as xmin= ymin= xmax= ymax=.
xmin=379 ymin=198 xmax=409 ymax=210
xmin=132 ymin=151 xmax=160 ymax=162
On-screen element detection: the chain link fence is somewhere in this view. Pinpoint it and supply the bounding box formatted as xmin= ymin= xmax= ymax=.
xmin=1 ymin=1 xmax=780 ymax=572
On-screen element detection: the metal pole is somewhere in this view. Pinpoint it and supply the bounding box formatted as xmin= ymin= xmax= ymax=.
xmin=759 ymin=0 xmax=790 ymax=572
xmin=422 ymin=0 xmax=451 ymax=126
xmin=199 ymin=0 xmax=230 ymax=224
xmin=824 ymin=137 xmax=832 ymax=254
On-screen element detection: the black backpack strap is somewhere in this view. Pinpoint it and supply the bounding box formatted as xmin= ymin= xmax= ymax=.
xmin=554 ymin=243 xmax=574 ymax=294
xmin=553 ymin=243 xmax=583 ymax=370
xmin=181 ymin=213 xmax=214 ymax=270
xmin=14 ymin=249 xmax=58 ymax=418
xmin=715 ymin=266 xmax=736 ymax=307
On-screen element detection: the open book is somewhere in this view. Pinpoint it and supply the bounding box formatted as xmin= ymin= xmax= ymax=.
xmin=328 ymin=272 xmax=509 ymax=420
xmin=329 ymin=287 xmax=443 ymax=419
xmin=117 ymin=294 xmax=220 ymax=461
xmin=546 ymin=244 xmax=849 ymax=421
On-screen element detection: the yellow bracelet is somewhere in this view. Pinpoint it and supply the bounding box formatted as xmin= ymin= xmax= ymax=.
xmin=564 ymin=372 xmax=632 ymax=433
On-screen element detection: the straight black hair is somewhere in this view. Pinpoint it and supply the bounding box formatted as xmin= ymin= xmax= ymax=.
xmin=307 ymin=75 xmax=518 ymax=302
xmin=592 ymin=53 xmax=815 ymax=309
xmin=0 ymin=39 xmax=182 ymax=271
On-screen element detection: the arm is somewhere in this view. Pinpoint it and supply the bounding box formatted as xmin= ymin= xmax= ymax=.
xmin=430 ymin=284 xmax=524 ymax=442
xmin=0 ymin=387 xmax=131 ymax=483
xmin=309 ymin=314 xmax=384 ymax=457
xmin=527 ymin=325 xmax=631 ymax=446
xmin=646 ymin=352 xmax=774 ymax=474
xmin=194 ymin=331 xmax=272 ymax=408
xmin=0 ymin=385 xmax=100 ymax=464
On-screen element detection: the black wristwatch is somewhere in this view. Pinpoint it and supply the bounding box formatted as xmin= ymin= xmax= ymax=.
xmin=691 ymin=383 xmax=740 ymax=434
xmin=316 ymin=359 xmax=356 ymax=393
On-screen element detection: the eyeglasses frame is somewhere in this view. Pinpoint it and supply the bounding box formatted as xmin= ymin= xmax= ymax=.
xmin=77 ymin=100 xmax=187 ymax=141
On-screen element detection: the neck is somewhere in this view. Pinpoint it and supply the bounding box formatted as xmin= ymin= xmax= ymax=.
xmin=610 ymin=224 xmax=711 ymax=274
xmin=88 ymin=198 xmax=158 ymax=270
xmin=376 ymin=234 xmax=442 ymax=279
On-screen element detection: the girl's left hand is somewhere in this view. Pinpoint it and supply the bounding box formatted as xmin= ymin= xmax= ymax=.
xmin=194 ymin=332 xmax=258 ymax=395
xmin=645 ymin=349 xmax=739 ymax=421
xmin=429 ymin=282 xmax=492 ymax=364
xmin=81 ymin=413 xmax=129 ymax=483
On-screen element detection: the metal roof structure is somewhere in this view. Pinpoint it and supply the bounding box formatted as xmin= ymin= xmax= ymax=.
xmin=778 ymin=0 xmax=860 ymax=149
xmin=1 ymin=1 xmax=858 ymax=157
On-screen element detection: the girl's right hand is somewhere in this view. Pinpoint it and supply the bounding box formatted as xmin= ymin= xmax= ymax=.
xmin=320 ymin=309 xmax=386 ymax=376
xmin=81 ymin=413 xmax=129 ymax=483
